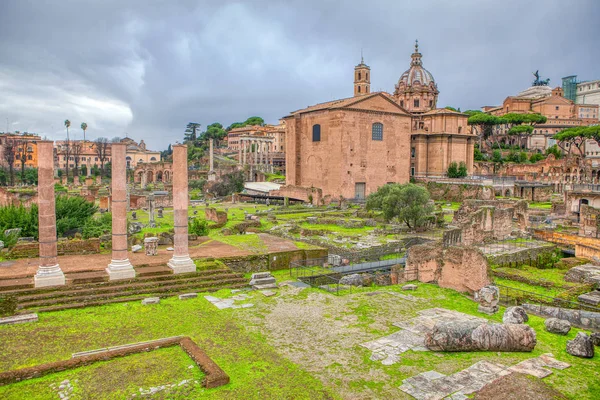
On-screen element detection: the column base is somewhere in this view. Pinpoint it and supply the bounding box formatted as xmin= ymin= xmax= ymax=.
xmin=34 ymin=265 xmax=66 ymax=288
xmin=168 ymin=255 xmax=196 ymax=274
xmin=106 ymin=259 xmax=136 ymax=281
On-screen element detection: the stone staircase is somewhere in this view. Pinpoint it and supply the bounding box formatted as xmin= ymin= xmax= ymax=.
xmin=0 ymin=265 xmax=247 ymax=313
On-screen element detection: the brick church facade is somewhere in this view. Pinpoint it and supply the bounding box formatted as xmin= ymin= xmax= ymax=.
xmin=283 ymin=42 xmax=474 ymax=200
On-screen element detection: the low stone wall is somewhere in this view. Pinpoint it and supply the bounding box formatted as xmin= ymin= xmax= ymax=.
xmin=522 ymin=304 xmax=600 ymax=330
xmin=533 ymin=229 xmax=600 ymax=259
xmin=217 ymin=247 xmax=328 ymax=273
xmin=0 ymin=336 xmax=229 ymax=388
xmin=486 ymin=243 xmax=557 ymax=267
xmin=418 ymin=181 xmax=494 ymax=202
xmin=270 ymin=185 xmax=323 ymax=205
xmin=0 ymin=187 xmax=37 ymax=207
xmin=7 ymin=238 xmax=101 ymax=258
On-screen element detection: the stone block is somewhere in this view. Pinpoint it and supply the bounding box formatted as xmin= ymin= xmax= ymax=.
xmin=544 ymin=318 xmax=571 ymax=335
xmin=590 ymin=332 xmax=600 ymax=347
xmin=566 ymin=332 xmax=594 ymax=358
xmin=131 ymin=244 xmax=143 ymax=253
xmin=166 ymin=247 xmax=174 ymax=251
xmin=0 ymin=313 xmax=38 ymax=325
xmin=475 ymin=285 xmax=499 ymax=315
xmin=179 ymin=293 xmax=198 ymax=300
xmin=503 ymin=306 xmax=528 ymax=324
xmin=578 ymin=292 xmax=600 ymax=306
xmin=402 ymin=284 xmax=418 ymax=291
xmin=142 ymin=297 xmax=160 ymax=305
xmin=253 ymin=283 xmax=278 ymax=290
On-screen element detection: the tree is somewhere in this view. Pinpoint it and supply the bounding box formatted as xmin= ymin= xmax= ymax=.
xmin=447 ymin=162 xmax=468 ymax=178
xmin=226 ymin=116 xmax=265 ymax=131
xmin=502 ymin=113 xmax=546 ymax=149
xmin=366 ymin=183 xmax=434 ymax=229
xmin=467 ymin=113 xmax=502 ymax=149
xmin=444 ymin=106 xmax=460 ymax=112
xmin=16 ymin=140 xmax=30 ymax=182
xmin=95 ymin=137 xmax=109 ymax=175
xmin=184 ymin=122 xmax=201 ymax=142
xmin=64 ymin=119 xmax=71 ymax=180
xmin=71 ymin=141 xmax=82 ymax=177
xmin=554 ymin=125 xmax=600 ymax=156
xmin=2 ymin=138 xmax=16 ymax=186
xmin=546 ymin=144 xmax=563 ymax=159
xmin=80 ymin=122 xmax=88 ymax=142
xmin=202 ymin=123 xmax=227 ymax=146
xmin=491 ymin=149 xmax=503 ymax=164
xmin=507 ymin=125 xmax=534 ymax=149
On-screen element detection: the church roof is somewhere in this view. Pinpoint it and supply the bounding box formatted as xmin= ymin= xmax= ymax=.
xmin=397 ymin=41 xmax=436 ymax=87
xmin=421 ymin=108 xmax=467 ymax=116
xmin=286 ymin=92 xmax=407 ymax=117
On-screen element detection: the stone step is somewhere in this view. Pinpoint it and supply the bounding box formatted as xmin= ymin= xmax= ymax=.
xmin=17 ymin=277 xmax=249 ymax=309
xmin=0 ymin=277 xmax=34 ymax=291
xmin=65 ymin=271 xmax=108 ymax=285
xmin=249 ymin=277 xmax=276 ymax=286
xmin=135 ymin=265 xmax=174 ymax=277
xmin=0 ymin=268 xmax=236 ymax=296
xmin=253 ymin=283 xmax=278 ymax=290
xmin=251 ymin=272 xmax=273 ymax=280
xmin=578 ymin=292 xmax=600 ymax=306
xmin=17 ymin=273 xmax=246 ymax=302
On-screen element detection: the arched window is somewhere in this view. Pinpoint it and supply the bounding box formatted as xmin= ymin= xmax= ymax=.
xmin=400 ymin=100 xmax=404 ymax=108
xmin=366 ymin=72 xmax=369 ymax=81
xmin=358 ymin=86 xmax=361 ymax=93
xmin=358 ymin=72 xmax=361 ymax=80
xmin=150 ymin=157 xmax=157 ymax=161
xmin=372 ymin=123 xmax=383 ymax=141
xmin=312 ymin=124 xmax=321 ymax=142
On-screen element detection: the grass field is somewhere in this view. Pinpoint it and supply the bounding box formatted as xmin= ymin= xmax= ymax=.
xmin=1 ymin=273 xmax=598 ymax=399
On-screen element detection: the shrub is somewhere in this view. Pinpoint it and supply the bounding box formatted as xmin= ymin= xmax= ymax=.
xmin=82 ymin=212 xmax=112 ymax=239
xmin=189 ymin=218 xmax=209 ymax=236
xmin=55 ymin=195 xmax=98 ymax=236
xmin=0 ymin=203 xmax=39 ymax=243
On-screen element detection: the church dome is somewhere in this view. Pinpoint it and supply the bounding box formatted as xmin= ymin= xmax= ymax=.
xmin=397 ymin=41 xmax=436 ymax=87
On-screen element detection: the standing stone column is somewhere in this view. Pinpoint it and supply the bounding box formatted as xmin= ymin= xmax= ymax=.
xmin=242 ymin=139 xmax=247 ymax=165
xmin=106 ymin=143 xmax=136 ymax=280
xmin=209 ymin=139 xmax=214 ymax=172
xmin=254 ymin=140 xmax=258 ymax=165
xmin=168 ymin=144 xmax=195 ymax=274
xmin=238 ymin=140 xmax=242 ymax=165
xmin=34 ymin=141 xmax=65 ymax=288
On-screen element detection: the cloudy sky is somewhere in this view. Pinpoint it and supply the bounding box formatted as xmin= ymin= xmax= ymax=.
xmin=1 ymin=0 xmax=599 ymax=150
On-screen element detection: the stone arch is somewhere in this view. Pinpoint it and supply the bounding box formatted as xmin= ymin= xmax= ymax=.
xmin=147 ymin=170 xmax=154 ymax=183
xmin=136 ymin=171 xmax=144 ymax=183
xmin=163 ymin=170 xmax=171 ymax=182
xmin=156 ymin=171 xmax=163 ymax=182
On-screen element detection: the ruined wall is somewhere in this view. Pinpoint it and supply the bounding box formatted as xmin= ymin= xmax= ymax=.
xmin=515 ymin=185 xmax=554 ymax=202
xmin=420 ymin=181 xmax=493 ymax=202
xmin=0 ymin=187 xmax=37 ymax=207
xmin=405 ymin=243 xmax=491 ymax=293
xmin=270 ymin=185 xmax=323 ymax=205
xmin=205 ymin=207 xmax=228 ymax=226
xmin=533 ymin=229 xmax=600 ymax=259
xmin=451 ymin=199 xmax=527 ymax=245
xmin=579 ymin=204 xmax=600 ymax=238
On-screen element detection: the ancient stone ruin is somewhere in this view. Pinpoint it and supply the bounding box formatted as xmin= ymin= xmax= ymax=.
xmin=405 ymin=243 xmax=491 ymax=293
xmin=424 ymin=321 xmax=537 ymax=352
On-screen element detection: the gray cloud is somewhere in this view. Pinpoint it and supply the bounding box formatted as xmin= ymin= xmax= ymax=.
xmin=0 ymin=0 xmax=598 ymax=150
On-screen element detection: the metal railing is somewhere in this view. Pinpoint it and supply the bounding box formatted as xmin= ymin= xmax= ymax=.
xmin=496 ymin=284 xmax=600 ymax=313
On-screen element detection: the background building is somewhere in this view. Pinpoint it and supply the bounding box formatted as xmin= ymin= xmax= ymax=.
xmin=284 ymin=43 xmax=474 ymax=200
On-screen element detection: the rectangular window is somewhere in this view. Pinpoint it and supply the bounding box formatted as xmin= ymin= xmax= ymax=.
xmin=411 ymin=167 xmax=415 ymax=176
xmin=411 ymin=147 xmax=416 ymax=158
xmin=372 ymin=123 xmax=383 ymax=141
xmin=414 ymin=99 xmax=420 ymax=108
xmin=312 ymin=124 xmax=321 ymax=142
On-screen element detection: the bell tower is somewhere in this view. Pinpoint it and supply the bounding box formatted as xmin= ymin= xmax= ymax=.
xmin=354 ymin=52 xmax=370 ymax=96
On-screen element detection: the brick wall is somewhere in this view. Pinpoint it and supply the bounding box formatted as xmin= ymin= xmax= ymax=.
xmin=8 ymin=238 xmax=101 ymax=258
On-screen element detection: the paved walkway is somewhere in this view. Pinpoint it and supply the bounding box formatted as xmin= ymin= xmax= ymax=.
xmin=0 ymin=234 xmax=301 ymax=280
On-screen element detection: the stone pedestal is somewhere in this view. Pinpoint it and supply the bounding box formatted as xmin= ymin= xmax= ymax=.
xmin=168 ymin=144 xmax=196 ymax=274
xmin=35 ymin=141 xmax=65 ymax=288
xmin=106 ymin=143 xmax=136 ymax=280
